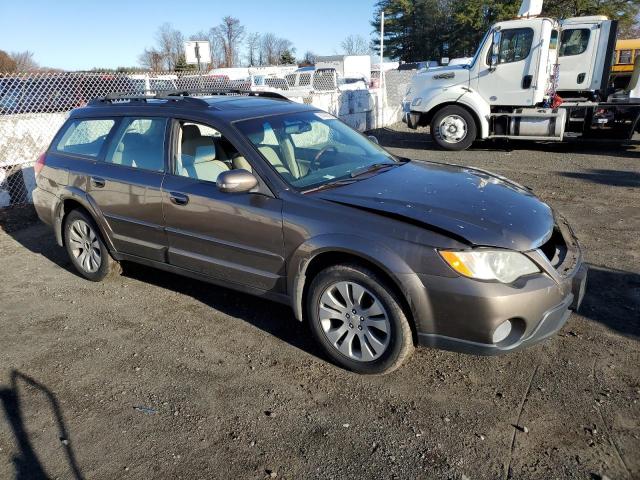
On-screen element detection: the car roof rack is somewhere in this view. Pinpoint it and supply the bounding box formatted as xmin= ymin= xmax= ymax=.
xmin=164 ymin=89 xmax=291 ymax=101
xmin=87 ymin=89 xmax=291 ymax=108
xmin=87 ymin=93 xmax=210 ymax=108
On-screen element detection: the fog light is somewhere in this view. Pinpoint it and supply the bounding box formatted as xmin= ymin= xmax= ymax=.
xmin=492 ymin=320 xmax=513 ymax=344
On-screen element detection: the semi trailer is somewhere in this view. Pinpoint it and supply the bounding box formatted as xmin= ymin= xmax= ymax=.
xmin=402 ymin=0 xmax=640 ymax=150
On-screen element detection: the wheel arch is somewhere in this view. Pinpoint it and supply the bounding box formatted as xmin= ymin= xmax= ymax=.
xmin=289 ymin=240 xmax=423 ymax=345
xmin=55 ymin=189 xmax=116 ymax=254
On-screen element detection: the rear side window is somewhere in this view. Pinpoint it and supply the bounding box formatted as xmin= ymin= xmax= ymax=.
xmin=103 ymin=117 xmax=167 ymax=172
xmin=55 ymin=119 xmax=115 ymax=157
xmin=559 ymin=29 xmax=590 ymax=57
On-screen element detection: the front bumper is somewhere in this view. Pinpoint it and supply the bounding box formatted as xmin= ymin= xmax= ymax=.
xmin=401 ymin=101 xmax=421 ymax=129
xmin=414 ymin=222 xmax=588 ymax=355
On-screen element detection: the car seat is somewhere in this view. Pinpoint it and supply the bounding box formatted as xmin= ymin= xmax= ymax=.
xmin=180 ymin=144 xmax=229 ymax=182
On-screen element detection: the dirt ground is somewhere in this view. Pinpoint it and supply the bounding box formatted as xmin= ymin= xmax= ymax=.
xmin=1 ymin=125 xmax=638 ymax=480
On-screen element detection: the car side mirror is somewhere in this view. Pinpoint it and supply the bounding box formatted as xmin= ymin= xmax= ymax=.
xmin=216 ymin=169 xmax=258 ymax=193
xmin=368 ymin=135 xmax=379 ymax=144
xmin=489 ymin=30 xmax=502 ymax=70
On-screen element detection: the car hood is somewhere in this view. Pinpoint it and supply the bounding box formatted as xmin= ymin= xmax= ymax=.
xmin=313 ymin=161 xmax=554 ymax=251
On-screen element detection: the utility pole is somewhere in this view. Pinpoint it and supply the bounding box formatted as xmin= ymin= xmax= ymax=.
xmin=379 ymin=10 xmax=385 ymax=128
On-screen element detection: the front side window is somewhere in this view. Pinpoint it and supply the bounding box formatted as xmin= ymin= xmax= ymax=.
xmin=104 ymin=117 xmax=166 ymax=172
xmin=55 ymin=118 xmax=115 ymax=157
xmin=174 ymin=121 xmax=249 ymax=183
xmin=497 ymin=28 xmax=534 ymax=64
xmin=559 ymin=29 xmax=590 ymax=57
xmin=235 ymin=111 xmax=398 ymax=190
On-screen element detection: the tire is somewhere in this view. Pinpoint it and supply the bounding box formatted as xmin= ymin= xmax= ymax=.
xmin=63 ymin=209 xmax=120 ymax=282
xmin=431 ymin=105 xmax=477 ymax=151
xmin=307 ymin=264 xmax=414 ymax=374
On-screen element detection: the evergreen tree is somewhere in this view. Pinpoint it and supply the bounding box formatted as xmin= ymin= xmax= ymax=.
xmin=371 ymin=0 xmax=639 ymax=61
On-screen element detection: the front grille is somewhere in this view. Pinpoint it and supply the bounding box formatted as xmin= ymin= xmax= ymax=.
xmin=539 ymin=222 xmax=580 ymax=277
xmin=539 ymin=228 xmax=567 ymax=269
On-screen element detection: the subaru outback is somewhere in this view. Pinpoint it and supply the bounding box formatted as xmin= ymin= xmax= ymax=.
xmin=33 ymin=91 xmax=587 ymax=374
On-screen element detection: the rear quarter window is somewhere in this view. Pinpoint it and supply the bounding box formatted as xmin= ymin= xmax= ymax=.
xmin=55 ymin=118 xmax=115 ymax=157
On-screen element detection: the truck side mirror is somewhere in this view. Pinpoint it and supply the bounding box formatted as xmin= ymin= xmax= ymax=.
xmin=489 ymin=30 xmax=502 ymax=70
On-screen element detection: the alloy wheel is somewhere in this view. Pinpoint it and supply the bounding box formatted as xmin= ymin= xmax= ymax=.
xmin=318 ymin=281 xmax=391 ymax=362
xmin=68 ymin=219 xmax=101 ymax=273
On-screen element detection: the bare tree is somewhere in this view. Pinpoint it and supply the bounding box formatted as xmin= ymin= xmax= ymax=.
xmin=260 ymin=33 xmax=278 ymax=65
xmin=340 ymin=35 xmax=370 ymax=55
xmin=301 ymin=51 xmax=317 ymax=66
xmin=0 ymin=50 xmax=17 ymax=72
xmin=246 ymin=32 xmax=261 ymax=66
xmin=155 ymin=23 xmax=184 ymax=70
xmin=10 ymin=51 xmax=38 ymax=71
xmin=138 ymin=48 xmax=165 ymax=71
xmin=215 ymin=16 xmax=245 ymax=67
xmin=260 ymin=33 xmax=295 ymax=65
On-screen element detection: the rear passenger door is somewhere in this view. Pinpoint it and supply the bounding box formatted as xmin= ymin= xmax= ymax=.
xmin=87 ymin=116 xmax=169 ymax=262
xmin=161 ymin=119 xmax=286 ymax=293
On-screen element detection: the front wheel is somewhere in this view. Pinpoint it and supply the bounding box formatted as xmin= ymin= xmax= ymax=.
xmin=431 ymin=105 xmax=477 ymax=151
xmin=307 ymin=264 xmax=414 ymax=374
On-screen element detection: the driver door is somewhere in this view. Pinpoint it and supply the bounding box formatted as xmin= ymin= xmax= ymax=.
xmin=474 ymin=22 xmax=539 ymax=106
xmin=161 ymin=118 xmax=286 ymax=293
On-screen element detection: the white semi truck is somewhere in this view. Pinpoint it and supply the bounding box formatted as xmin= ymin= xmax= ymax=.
xmin=402 ymin=0 xmax=640 ymax=150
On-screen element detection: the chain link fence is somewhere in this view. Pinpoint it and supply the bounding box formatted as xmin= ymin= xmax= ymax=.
xmin=0 ymin=69 xmax=409 ymax=207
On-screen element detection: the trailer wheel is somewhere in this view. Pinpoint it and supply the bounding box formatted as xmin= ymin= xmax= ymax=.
xmin=431 ymin=106 xmax=477 ymax=151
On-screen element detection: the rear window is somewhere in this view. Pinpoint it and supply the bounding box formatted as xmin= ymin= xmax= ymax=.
xmin=55 ymin=118 xmax=115 ymax=157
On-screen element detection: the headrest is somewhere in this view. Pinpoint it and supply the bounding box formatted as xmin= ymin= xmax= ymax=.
xmin=194 ymin=145 xmax=216 ymax=164
xmin=182 ymin=124 xmax=201 ymax=143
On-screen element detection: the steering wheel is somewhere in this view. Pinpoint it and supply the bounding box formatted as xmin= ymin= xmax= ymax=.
xmin=311 ymin=145 xmax=338 ymax=171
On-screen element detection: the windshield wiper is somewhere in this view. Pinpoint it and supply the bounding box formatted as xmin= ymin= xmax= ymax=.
xmin=350 ymin=162 xmax=401 ymax=178
xmin=302 ymin=178 xmax=358 ymax=194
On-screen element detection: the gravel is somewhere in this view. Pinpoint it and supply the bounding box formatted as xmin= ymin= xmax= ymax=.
xmin=0 ymin=124 xmax=638 ymax=479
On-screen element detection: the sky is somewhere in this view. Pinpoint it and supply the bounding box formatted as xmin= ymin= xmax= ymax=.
xmin=0 ymin=0 xmax=378 ymax=70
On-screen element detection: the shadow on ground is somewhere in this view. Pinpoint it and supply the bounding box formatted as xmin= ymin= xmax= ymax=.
xmin=0 ymin=371 xmax=85 ymax=480
xmin=368 ymin=126 xmax=640 ymax=159
xmin=557 ymin=169 xmax=640 ymax=188
xmin=119 ymin=261 xmax=321 ymax=359
xmin=580 ymin=265 xmax=640 ymax=339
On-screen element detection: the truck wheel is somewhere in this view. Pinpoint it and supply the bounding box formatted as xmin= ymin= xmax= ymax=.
xmin=307 ymin=264 xmax=414 ymax=375
xmin=431 ymin=106 xmax=477 ymax=151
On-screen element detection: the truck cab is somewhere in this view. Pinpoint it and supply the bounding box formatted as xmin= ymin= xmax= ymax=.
xmin=402 ymin=0 xmax=640 ymax=150
xmin=557 ymin=16 xmax=617 ymax=99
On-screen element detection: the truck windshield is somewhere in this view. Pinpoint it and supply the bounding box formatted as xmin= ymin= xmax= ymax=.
xmin=235 ymin=111 xmax=399 ymax=191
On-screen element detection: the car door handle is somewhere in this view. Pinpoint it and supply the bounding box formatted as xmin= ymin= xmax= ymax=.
xmin=90 ymin=176 xmax=105 ymax=188
xmin=522 ymin=75 xmax=533 ymax=89
xmin=169 ymin=192 xmax=189 ymax=206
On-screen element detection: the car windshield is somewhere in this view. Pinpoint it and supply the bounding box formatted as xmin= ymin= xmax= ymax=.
xmin=235 ymin=111 xmax=398 ymax=190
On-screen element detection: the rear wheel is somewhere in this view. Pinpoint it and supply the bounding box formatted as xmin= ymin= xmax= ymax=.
xmin=307 ymin=264 xmax=414 ymax=374
xmin=431 ymin=105 xmax=477 ymax=151
xmin=63 ymin=209 xmax=119 ymax=282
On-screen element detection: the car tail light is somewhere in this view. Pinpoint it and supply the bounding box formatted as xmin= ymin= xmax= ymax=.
xmin=34 ymin=152 xmax=46 ymax=177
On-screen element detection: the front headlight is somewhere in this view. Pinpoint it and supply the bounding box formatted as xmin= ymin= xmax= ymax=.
xmin=411 ymin=97 xmax=423 ymax=106
xmin=439 ymin=250 xmax=539 ymax=283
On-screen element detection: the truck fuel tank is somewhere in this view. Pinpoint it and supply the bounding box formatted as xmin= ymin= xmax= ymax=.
xmin=490 ymin=108 xmax=567 ymax=139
